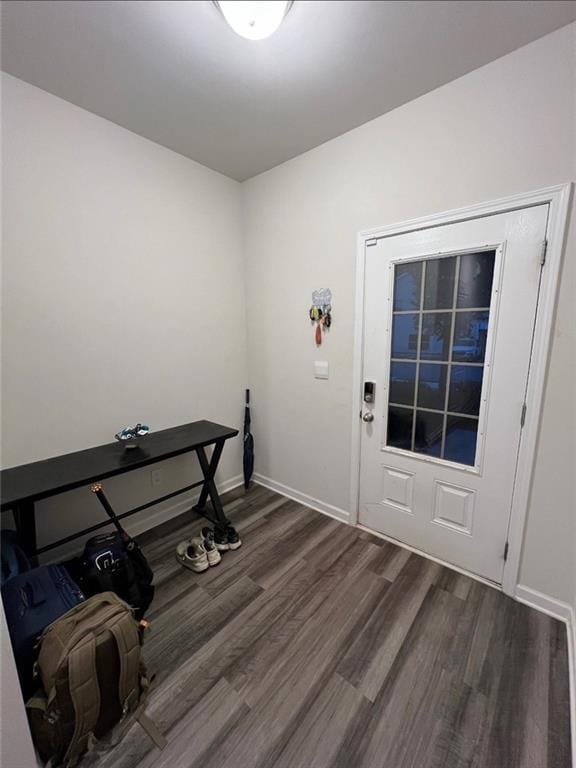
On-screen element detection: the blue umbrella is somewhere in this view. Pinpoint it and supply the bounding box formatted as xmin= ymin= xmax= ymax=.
xmin=243 ymin=389 xmax=254 ymax=489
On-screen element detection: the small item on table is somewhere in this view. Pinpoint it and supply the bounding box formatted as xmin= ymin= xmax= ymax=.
xmin=115 ymin=423 xmax=150 ymax=449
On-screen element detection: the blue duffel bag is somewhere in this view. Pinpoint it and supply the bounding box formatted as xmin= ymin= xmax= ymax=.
xmin=1 ymin=530 xmax=31 ymax=585
xmin=1 ymin=564 xmax=85 ymax=698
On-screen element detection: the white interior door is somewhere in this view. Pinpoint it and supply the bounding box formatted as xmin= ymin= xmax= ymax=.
xmin=358 ymin=205 xmax=548 ymax=583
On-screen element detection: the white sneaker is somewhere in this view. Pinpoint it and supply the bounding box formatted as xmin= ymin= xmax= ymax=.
xmin=176 ymin=538 xmax=209 ymax=573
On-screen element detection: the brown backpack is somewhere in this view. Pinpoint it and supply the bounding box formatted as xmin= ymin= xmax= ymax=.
xmin=27 ymin=592 xmax=166 ymax=766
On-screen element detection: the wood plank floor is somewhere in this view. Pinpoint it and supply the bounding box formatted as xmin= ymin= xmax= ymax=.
xmin=87 ymin=484 xmax=572 ymax=768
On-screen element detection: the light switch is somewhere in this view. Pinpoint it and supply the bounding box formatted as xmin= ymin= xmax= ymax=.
xmin=314 ymin=361 xmax=329 ymax=379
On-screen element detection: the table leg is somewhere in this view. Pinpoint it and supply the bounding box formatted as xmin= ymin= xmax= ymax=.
xmin=13 ymin=500 xmax=38 ymax=564
xmin=193 ymin=441 xmax=229 ymax=529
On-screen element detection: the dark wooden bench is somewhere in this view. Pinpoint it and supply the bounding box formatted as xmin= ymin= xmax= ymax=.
xmin=0 ymin=420 xmax=239 ymax=559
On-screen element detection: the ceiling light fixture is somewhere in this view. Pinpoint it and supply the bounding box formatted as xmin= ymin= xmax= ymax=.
xmin=214 ymin=1 xmax=293 ymax=41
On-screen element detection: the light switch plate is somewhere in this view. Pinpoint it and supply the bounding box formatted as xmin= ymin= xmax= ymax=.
xmin=314 ymin=361 xmax=329 ymax=379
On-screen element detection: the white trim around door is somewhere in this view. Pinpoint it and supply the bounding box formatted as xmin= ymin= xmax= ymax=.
xmin=350 ymin=183 xmax=572 ymax=597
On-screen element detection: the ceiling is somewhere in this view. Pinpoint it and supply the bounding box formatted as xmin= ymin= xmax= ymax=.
xmin=2 ymin=1 xmax=575 ymax=181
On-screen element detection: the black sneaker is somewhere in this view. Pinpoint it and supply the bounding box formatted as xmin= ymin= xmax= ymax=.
xmin=225 ymin=525 xmax=242 ymax=551
xmin=214 ymin=527 xmax=230 ymax=552
xmin=201 ymin=527 xmax=222 ymax=566
xmin=213 ymin=525 xmax=242 ymax=552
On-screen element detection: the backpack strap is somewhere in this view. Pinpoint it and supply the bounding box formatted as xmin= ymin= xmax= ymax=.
xmin=26 ymin=692 xmax=47 ymax=713
xmin=108 ymin=613 xmax=141 ymax=713
xmin=134 ymin=705 xmax=167 ymax=750
xmin=63 ymin=634 xmax=101 ymax=767
xmin=107 ymin=615 xmax=167 ymax=751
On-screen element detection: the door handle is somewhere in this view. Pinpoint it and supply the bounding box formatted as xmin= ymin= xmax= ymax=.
xmin=362 ymin=412 xmax=374 ymax=422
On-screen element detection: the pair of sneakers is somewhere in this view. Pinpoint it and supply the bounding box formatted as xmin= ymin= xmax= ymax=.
xmin=176 ymin=525 xmax=241 ymax=573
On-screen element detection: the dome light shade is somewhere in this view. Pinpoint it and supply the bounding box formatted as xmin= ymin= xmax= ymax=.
xmin=215 ymin=1 xmax=292 ymax=41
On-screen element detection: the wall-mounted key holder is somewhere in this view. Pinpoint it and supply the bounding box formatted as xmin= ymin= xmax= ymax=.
xmin=309 ymin=289 xmax=332 ymax=346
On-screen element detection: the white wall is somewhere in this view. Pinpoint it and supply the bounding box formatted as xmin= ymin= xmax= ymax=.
xmin=1 ymin=73 xmax=247 ymax=554
xmin=242 ymin=25 xmax=576 ymax=607
xmin=0 ymin=601 xmax=39 ymax=767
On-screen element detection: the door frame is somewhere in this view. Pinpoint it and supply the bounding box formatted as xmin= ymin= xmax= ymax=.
xmin=350 ymin=183 xmax=572 ymax=596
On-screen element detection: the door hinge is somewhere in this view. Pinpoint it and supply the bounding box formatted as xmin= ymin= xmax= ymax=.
xmin=504 ymin=541 xmax=509 ymax=561
xmin=366 ymin=238 xmax=378 ymax=247
xmin=520 ymin=402 xmax=527 ymax=428
xmin=540 ymin=239 xmax=548 ymax=266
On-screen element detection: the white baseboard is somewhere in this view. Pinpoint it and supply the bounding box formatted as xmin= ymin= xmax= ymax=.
xmin=515 ymin=585 xmax=574 ymax=623
xmin=44 ymin=474 xmax=244 ymax=563
xmin=252 ymin=473 xmax=350 ymax=525
xmin=516 ymin=585 xmax=575 ymax=767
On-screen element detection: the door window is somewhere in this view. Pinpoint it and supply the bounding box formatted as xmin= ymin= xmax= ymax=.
xmin=386 ymin=250 xmax=496 ymax=466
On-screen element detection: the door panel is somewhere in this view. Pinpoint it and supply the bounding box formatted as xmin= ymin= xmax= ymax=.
xmin=358 ymin=205 xmax=548 ymax=583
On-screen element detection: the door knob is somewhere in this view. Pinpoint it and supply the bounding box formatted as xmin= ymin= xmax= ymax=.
xmin=362 ymin=412 xmax=374 ymax=422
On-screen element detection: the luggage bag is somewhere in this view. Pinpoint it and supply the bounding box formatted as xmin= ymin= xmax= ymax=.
xmin=83 ymin=484 xmax=154 ymax=620
xmin=81 ymin=531 xmax=154 ymax=620
xmin=1 ymin=530 xmax=32 ymax=585
xmin=1 ymin=564 xmax=85 ymax=698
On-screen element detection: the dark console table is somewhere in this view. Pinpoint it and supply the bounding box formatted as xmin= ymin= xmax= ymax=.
xmin=0 ymin=420 xmax=239 ymax=559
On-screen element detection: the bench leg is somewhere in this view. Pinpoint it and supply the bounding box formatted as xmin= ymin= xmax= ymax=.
xmin=193 ymin=441 xmax=229 ymax=529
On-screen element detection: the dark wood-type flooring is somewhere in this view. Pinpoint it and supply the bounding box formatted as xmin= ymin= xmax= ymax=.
xmin=87 ymin=484 xmax=571 ymax=768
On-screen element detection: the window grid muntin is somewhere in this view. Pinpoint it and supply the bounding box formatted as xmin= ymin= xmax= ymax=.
xmin=385 ymin=403 xmax=479 ymax=420
xmin=392 ymin=307 xmax=494 ymax=315
xmin=409 ymin=259 xmax=427 ymax=451
xmin=440 ymin=254 xmax=461 ymax=457
xmin=387 ymin=250 xmax=495 ymax=466
xmin=390 ymin=359 xmax=484 ymax=367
